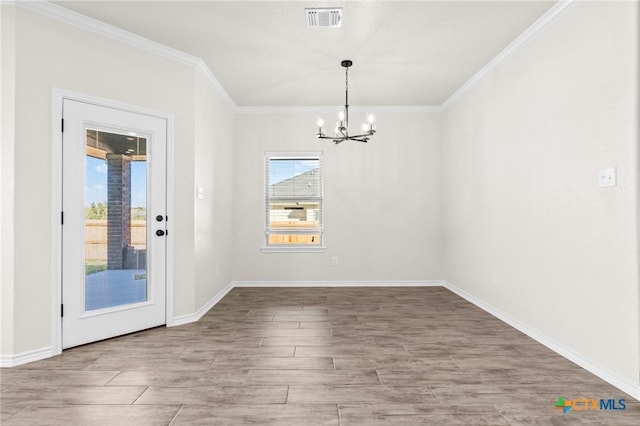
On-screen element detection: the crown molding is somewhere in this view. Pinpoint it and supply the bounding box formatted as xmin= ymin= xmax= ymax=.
xmin=14 ymin=0 xmax=236 ymax=108
xmin=234 ymin=105 xmax=444 ymax=114
xmin=194 ymin=60 xmax=236 ymax=108
xmin=440 ymin=0 xmax=580 ymax=110
xmin=14 ymin=0 xmax=579 ymax=114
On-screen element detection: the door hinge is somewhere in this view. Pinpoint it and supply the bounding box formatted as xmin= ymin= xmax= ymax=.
xmin=61 ymin=119 xmax=64 ymax=133
xmin=61 ymin=211 xmax=64 ymax=225
xmin=61 ymin=304 xmax=64 ymax=318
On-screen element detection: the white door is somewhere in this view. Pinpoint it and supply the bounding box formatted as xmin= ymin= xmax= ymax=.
xmin=62 ymin=99 xmax=167 ymax=348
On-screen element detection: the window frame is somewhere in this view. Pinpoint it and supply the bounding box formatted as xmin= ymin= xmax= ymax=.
xmin=262 ymin=151 xmax=325 ymax=253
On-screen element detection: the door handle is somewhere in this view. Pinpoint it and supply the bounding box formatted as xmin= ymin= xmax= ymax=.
xmin=155 ymin=229 xmax=166 ymax=237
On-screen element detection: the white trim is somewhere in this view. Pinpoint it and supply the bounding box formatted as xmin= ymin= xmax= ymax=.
xmin=16 ymin=1 xmax=196 ymax=67
xmin=51 ymin=88 xmax=175 ymax=351
xmin=233 ymin=280 xmax=444 ymax=288
xmin=267 ymin=151 xmax=323 ymax=159
xmin=0 ymin=346 xmax=54 ymax=368
xmin=170 ymin=281 xmax=235 ymax=327
xmin=260 ymin=246 xmax=326 ymax=253
xmin=235 ymin=105 xmax=443 ymax=114
xmin=170 ymin=314 xmax=197 ymax=327
xmin=194 ymin=59 xmax=235 ymax=108
xmin=13 ymin=275 xmax=640 ymax=403
xmin=15 ymin=0 xmax=235 ymax=108
xmin=165 ymin=113 xmax=176 ymax=327
xmin=53 ymin=89 xmax=177 ymax=120
xmin=440 ymin=0 xmax=580 ymax=110
xmin=16 ymin=0 xmax=580 ymax=113
xmin=50 ymin=89 xmax=63 ymax=357
xmin=443 ymin=280 xmax=640 ymax=401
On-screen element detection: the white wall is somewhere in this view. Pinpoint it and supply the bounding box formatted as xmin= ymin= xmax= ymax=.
xmin=1 ymin=5 xmax=17 ymax=358
xmin=1 ymin=6 xmax=234 ymax=357
xmin=3 ymin=1 xmax=639 ymax=399
xmin=442 ymin=1 xmax=639 ymax=388
xmin=232 ymin=112 xmax=442 ymax=282
xmin=194 ymin=71 xmax=235 ymax=307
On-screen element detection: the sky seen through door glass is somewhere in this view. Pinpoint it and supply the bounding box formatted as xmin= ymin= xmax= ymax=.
xmin=86 ymin=156 xmax=147 ymax=208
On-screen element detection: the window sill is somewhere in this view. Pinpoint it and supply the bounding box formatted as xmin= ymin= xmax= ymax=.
xmin=261 ymin=246 xmax=327 ymax=253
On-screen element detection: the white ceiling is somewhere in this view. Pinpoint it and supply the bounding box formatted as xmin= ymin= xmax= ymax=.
xmin=53 ymin=1 xmax=557 ymax=107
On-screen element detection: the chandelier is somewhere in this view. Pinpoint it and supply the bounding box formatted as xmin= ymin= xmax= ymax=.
xmin=316 ymin=60 xmax=376 ymax=144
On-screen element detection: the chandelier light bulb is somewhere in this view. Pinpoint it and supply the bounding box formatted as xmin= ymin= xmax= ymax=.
xmin=338 ymin=110 xmax=345 ymax=122
xmin=361 ymin=122 xmax=369 ymax=132
xmin=368 ymin=113 xmax=375 ymax=124
xmin=316 ymin=118 xmax=325 ymax=137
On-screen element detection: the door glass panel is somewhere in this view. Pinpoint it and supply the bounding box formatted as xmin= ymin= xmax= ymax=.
xmin=85 ymin=129 xmax=148 ymax=311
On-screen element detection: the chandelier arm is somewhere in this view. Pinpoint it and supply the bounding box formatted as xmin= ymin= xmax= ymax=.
xmin=347 ymin=132 xmax=375 ymax=139
xmin=326 ymin=136 xmax=369 ymax=144
xmin=348 ymin=137 xmax=369 ymax=143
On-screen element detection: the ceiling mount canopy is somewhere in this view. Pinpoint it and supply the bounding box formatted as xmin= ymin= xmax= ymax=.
xmin=316 ymin=60 xmax=376 ymax=144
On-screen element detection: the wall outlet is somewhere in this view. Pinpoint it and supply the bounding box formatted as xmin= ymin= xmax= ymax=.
xmin=331 ymin=256 xmax=338 ymax=266
xmin=491 ymin=273 xmax=497 ymax=286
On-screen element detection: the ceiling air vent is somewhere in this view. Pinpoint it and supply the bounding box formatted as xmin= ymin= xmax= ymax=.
xmin=305 ymin=8 xmax=342 ymax=28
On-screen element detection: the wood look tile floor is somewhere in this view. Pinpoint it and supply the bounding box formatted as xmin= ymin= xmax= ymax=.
xmin=1 ymin=287 xmax=638 ymax=425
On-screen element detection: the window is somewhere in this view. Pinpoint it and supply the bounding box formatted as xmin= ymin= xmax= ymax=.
xmin=264 ymin=152 xmax=324 ymax=251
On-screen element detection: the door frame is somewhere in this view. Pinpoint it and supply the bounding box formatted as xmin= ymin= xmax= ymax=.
xmin=51 ymin=88 xmax=176 ymax=355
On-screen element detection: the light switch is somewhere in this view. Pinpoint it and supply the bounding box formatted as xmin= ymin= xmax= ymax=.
xmin=598 ymin=168 xmax=616 ymax=188
xmin=196 ymin=186 xmax=205 ymax=199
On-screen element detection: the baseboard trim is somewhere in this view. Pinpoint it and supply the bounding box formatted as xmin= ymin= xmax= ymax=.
xmin=443 ymin=281 xmax=640 ymax=401
xmin=170 ymin=280 xmax=441 ymax=325
xmin=233 ymin=280 xmax=445 ymax=288
xmin=170 ymin=281 xmax=235 ymax=327
xmin=5 ymin=278 xmax=640 ymax=402
xmin=0 ymin=346 xmax=54 ymax=368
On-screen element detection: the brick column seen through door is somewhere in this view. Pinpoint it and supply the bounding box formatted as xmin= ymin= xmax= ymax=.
xmin=107 ymin=154 xmax=131 ymax=270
